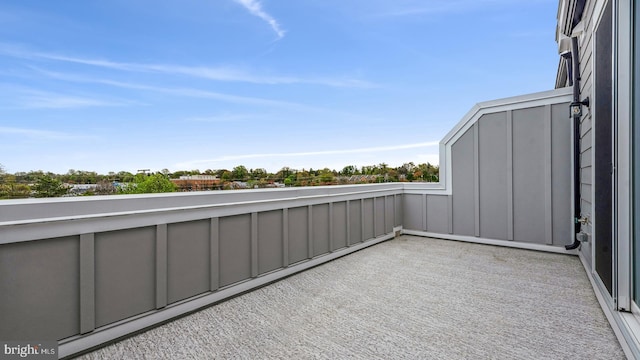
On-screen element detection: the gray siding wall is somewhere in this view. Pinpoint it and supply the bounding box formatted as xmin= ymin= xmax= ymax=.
xmin=258 ymin=210 xmax=284 ymax=275
xmin=0 ymin=236 xmax=80 ymax=340
xmin=0 ymin=185 xmax=402 ymax=349
xmin=478 ymin=112 xmax=509 ymax=240
xmin=452 ymin=127 xmax=476 ymax=236
xmin=426 ymin=195 xmax=449 ymax=234
xmin=94 ymin=227 xmax=157 ymax=328
xmin=512 ymin=107 xmax=547 ymax=243
xmin=332 ymin=202 xmax=348 ymax=250
xmin=167 ymin=219 xmax=211 ymax=304
xmin=576 ymin=0 xmax=597 ymax=268
xmin=403 ymin=101 xmax=572 ymax=247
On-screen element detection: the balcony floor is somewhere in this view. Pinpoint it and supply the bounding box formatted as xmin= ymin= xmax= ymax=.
xmin=77 ymin=235 xmax=625 ymax=359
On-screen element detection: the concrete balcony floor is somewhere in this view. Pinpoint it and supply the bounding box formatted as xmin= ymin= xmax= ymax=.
xmin=77 ymin=236 xmax=625 ymax=359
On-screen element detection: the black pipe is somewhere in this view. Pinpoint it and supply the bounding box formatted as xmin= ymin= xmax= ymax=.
xmin=561 ymin=52 xmax=573 ymax=87
xmin=566 ymin=36 xmax=582 ymax=251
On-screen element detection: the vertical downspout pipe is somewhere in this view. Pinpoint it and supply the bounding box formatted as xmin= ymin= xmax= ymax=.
xmin=566 ymin=36 xmax=582 ymax=250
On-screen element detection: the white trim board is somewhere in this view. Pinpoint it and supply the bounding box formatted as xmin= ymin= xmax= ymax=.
xmin=401 ymin=229 xmax=577 ymax=255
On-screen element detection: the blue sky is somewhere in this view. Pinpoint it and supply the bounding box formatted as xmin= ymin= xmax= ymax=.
xmin=0 ymin=0 xmax=559 ymax=174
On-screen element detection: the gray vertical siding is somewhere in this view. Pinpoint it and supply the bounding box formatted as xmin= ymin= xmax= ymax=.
xmin=258 ymin=210 xmax=283 ymax=275
xmin=167 ymin=220 xmax=210 ymax=304
xmin=95 ymin=227 xmax=156 ymax=328
xmin=219 ymin=215 xmax=252 ymax=287
xmin=349 ymin=200 xmax=362 ymax=245
xmin=478 ymin=112 xmax=509 ymax=241
xmin=288 ymin=207 xmax=309 ymax=264
xmin=426 ymin=195 xmax=449 ymax=234
xmin=375 ymin=197 xmax=386 ymax=237
xmin=512 ymin=106 xmax=546 ymax=243
xmin=384 ymin=196 xmax=395 ymax=234
xmin=363 ymin=199 xmax=375 ymax=241
xmin=332 ymin=202 xmax=348 ymax=250
xmin=452 ymin=125 xmax=476 ymax=236
xmin=576 ymin=0 xmax=597 ymax=267
xmin=552 ymin=103 xmax=573 ymax=246
xmin=0 ymin=236 xmax=80 ymax=340
xmin=403 ymin=194 xmax=424 ymax=231
xmin=312 ymin=204 xmax=330 ymax=257
xmin=394 ymin=195 xmax=403 ymax=227
xmin=403 ymin=94 xmax=572 ymax=248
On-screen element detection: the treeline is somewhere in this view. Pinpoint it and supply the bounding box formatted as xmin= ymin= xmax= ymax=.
xmin=0 ymin=162 xmax=438 ymax=199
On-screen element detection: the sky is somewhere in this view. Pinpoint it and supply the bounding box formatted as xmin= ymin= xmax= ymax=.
xmin=0 ymin=0 xmax=560 ymax=174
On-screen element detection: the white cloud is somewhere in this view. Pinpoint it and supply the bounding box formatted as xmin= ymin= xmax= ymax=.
xmin=17 ymin=92 xmax=126 ymax=109
xmin=31 ymin=68 xmax=313 ymax=109
xmin=176 ymin=141 xmax=440 ymax=168
xmin=184 ymin=113 xmax=263 ymax=123
xmin=3 ymin=47 xmax=375 ymax=88
xmin=0 ymin=126 xmax=90 ymax=140
xmin=233 ymin=0 xmax=285 ymax=39
xmin=370 ymin=0 xmax=548 ymax=17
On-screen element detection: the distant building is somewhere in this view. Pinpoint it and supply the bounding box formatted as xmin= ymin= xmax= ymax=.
xmin=178 ymin=175 xmax=219 ymax=181
xmin=171 ymin=175 xmax=221 ymax=191
xmin=68 ymin=183 xmax=98 ymax=195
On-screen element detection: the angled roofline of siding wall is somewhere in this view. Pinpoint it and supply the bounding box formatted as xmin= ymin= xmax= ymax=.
xmin=557 ymin=0 xmax=587 ymax=38
xmin=404 ymin=87 xmax=574 ymax=195
xmin=557 ymin=0 xmax=576 ymax=38
xmin=555 ymin=0 xmax=587 ymax=88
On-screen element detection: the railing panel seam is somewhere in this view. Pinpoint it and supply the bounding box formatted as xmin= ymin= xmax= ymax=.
xmin=155 ymin=224 xmax=167 ymax=309
xmin=80 ymin=233 xmax=95 ymax=334
xmin=210 ymin=218 xmax=219 ymax=291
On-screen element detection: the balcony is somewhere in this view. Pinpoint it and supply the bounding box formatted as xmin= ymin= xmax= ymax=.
xmin=73 ymin=235 xmax=624 ymax=359
xmin=0 ymin=88 xmax=627 ymax=358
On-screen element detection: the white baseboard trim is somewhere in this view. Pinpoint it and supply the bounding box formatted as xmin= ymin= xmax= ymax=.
xmin=402 ymin=229 xmax=578 ymax=255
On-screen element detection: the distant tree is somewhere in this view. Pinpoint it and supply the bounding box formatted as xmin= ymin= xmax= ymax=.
xmin=15 ymin=170 xmax=44 ymax=183
xmin=221 ymin=171 xmax=232 ymax=182
xmin=118 ymin=173 xmax=177 ymax=194
xmin=276 ymin=167 xmax=292 ymax=181
xmin=378 ymin=163 xmax=389 ymax=176
xmin=33 ymin=175 xmax=68 ymax=198
xmin=0 ymin=174 xmax=31 ymax=199
xmin=361 ymin=165 xmax=375 ymax=175
xmin=117 ymin=171 xmax=135 ymax=183
xmin=250 ymin=168 xmax=267 ymax=180
xmin=4 ymin=183 xmax=31 ymax=199
xmin=65 ymin=169 xmax=77 ymax=183
xmin=232 ymin=166 xmax=249 ymax=181
xmin=319 ymin=168 xmax=334 ymax=184
xmin=386 ymin=169 xmax=399 ymax=182
xmin=415 ymin=163 xmax=439 ymax=182
xmin=398 ymin=162 xmax=415 ymax=177
xmin=171 ymin=170 xmax=187 ymax=179
xmin=340 ymin=165 xmax=357 ymax=177
xmin=293 ymin=170 xmax=305 ymax=186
